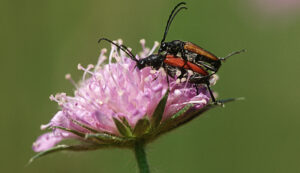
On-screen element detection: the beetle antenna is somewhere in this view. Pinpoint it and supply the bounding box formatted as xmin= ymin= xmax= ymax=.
xmin=119 ymin=44 xmax=140 ymax=62
xmin=98 ymin=37 xmax=138 ymax=62
xmin=167 ymin=7 xmax=187 ymax=36
xmin=161 ymin=2 xmax=187 ymax=44
xmin=220 ymin=49 xmax=246 ymax=61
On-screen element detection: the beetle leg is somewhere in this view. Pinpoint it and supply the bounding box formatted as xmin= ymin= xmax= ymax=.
xmin=181 ymin=48 xmax=189 ymax=67
xmin=195 ymin=84 xmax=199 ymax=95
xmin=163 ymin=63 xmax=170 ymax=87
xmin=220 ymin=49 xmax=246 ymax=61
xmin=206 ymin=81 xmax=216 ymax=103
xmin=206 ymin=81 xmax=224 ymax=106
xmin=177 ymin=68 xmax=187 ymax=80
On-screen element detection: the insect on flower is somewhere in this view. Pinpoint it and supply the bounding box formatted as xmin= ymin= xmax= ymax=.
xmin=158 ymin=2 xmax=245 ymax=72
xmin=97 ymin=38 xmax=218 ymax=103
xmin=30 ymin=40 xmax=214 ymax=164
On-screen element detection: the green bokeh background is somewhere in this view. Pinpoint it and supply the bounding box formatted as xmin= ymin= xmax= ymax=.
xmin=1 ymin=0 xmax=300 ymax=172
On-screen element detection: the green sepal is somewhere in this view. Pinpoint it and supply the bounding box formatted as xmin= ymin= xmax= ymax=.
xmin=85 ymin=133 xmax=126 ymax=143
xmin=113 ymin=117 xmax=133 ymax=137
xmin=171 ymin=104 xmax=193 ymax=119
xmin=151 ymin=90 xmax=169 ymax=128
xmin=133 ymin=117 xmax=151 ymax=137
xmin=152 ymin=104 xmax=193 ymax=136
xmin=70 ymin=119 xmax=99 ymax=133
xmin=28 ymin=144 xmax=109 ymax=165
xmin=53 ymin=126 xmax=85 ymax=138
xmin=120 ymin=116 xmax=133 ymax=132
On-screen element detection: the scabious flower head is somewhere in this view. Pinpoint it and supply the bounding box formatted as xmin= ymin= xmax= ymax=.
xmin=32 ymin=39 xmax=216 ymax=159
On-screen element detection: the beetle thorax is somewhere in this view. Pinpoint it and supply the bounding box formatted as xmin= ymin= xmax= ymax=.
xmin=138 ymin=54 xmax=164 ymax=70
xmin=166 ymin=40 xmax=183 ymax=55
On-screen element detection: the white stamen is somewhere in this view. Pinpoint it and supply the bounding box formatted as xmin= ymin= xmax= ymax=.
xmin=173 ymin=99 xmax=207 ymax=107
xmin=49 ymin=94 xmax=57 ymax=102
xmin=80 ymin=64 xmax=95 ymax=81
xmin=148 ymin=41 xmax=160 ymax=56
xmin=95 ymin=48 xmax=107 ymax=70
xmin=213 ymin=91 xmax=218 ymax=99
xmin=112 ymin=50 xmax=120 ymax=61
xmin=182 ymin=100 xmax=207 ymax=105
xmin=108 ymin=43 xmax=115 ymax=66
xmin=117 ymin=39 xmax=123 ymax=45
xmin=118 ymin=40 xmax=128 ymax=61
xmin=176 ymin=79 xmax=180 ymax=84
xmin=101 ymin=48 xmax=107 ymax=54
xmin=176 ymin=69 xmax=181 ymax=77
xmin=65 ymin=73 xmax=78 ymax=88
xmin=65 ymin=73 xmax=72 ymax=80
xmin=60 ymin=93 xmax=67 ymax=97
xmin=187 ymin=70 xmax=194 ymax=75
xmin=49 ymin=93 xmax=67 ymax=106
xmin=140 ymin=39 xmax=146 ymax=50
xmin=183 ymin=72 xmax=192 ymax=92
xmin=108 ymin=42 xmax=119 ymax=87
xmin=77 ymin=63 xmax=83 ymax=70
xmin=109 ymin=41 xmax=119 ymax=61
xmin=87 ymin=64 xmax=94 ymax=69
xmin=114 ymin=53 xmax=121 ymax=62
xmin=181 ymin=78 xmax=186 ymax=83
xmin=40 ymin=124 xmax=50 ymax=130
xmin=209 ymin=74 xmax=219 ymax=86
xmin=65 ymin=73 xmax=71 ymax=79
xmin=56 ymin=93 xmax=67 ymax=101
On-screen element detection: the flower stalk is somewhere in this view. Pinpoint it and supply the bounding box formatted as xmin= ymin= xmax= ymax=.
xmin=134 ymin=140 xmax=150 ymax=173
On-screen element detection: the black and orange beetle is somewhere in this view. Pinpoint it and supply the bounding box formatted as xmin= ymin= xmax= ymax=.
xmin=98 ymin=38 xmax=208 ymax=77
xmin=98 ymin=38 xmax=218 ymax=102
xmin=97 ymin=2 xmax=245 ymax=103
xmin=158 ymin=2 xmax=245 ymax=72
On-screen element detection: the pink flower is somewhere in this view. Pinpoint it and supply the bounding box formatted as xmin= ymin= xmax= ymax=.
xmin=32 ymin=39 xmax=213 ymax=157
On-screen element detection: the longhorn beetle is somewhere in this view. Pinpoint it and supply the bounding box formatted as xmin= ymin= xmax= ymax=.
xmin=158 ymin=2 xmax=245 ymax=72
xmin=98 ymin=38 xmax=218 ymax=103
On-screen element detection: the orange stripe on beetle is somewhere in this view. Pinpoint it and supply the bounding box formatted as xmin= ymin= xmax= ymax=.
xmin=164 ymin=55 xmax=208 ymax=76
xmin=183 ymin=42 xmax=219 ymax=61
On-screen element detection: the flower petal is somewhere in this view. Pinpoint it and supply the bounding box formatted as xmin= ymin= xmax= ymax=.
xmin=32 ymin=132 xmax=64 ymax=152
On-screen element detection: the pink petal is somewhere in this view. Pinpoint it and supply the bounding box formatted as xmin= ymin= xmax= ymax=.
xmin=32 ymin=132 xmax=64 ymax=152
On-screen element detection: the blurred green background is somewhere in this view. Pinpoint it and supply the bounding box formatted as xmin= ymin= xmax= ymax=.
xmin=1 ymin=0 xmax=300 ymax=172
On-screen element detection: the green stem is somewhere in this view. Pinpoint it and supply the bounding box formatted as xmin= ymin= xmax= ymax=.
xmin=134 ymin=140 xmax=150 ymax=173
